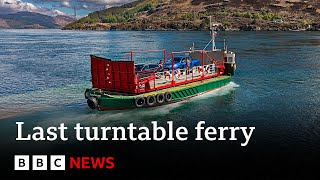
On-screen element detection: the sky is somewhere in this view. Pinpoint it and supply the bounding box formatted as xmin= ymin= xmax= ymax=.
xmin=0 ymin=0 xmax=136 ymax=17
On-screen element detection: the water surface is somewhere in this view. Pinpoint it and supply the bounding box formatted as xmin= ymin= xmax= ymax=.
xmin=0 ymin=29 xmax=319 ymax=178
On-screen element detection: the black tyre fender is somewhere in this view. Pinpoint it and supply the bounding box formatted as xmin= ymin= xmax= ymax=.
xmin=87 ymin=97 xmax=98 ymax=110
xmin=146 ymin=96 xmax=156 ymax=106
xmin=84 ymin=89 xmax=91 ymax=99
xmin=156 ymin=93 xmax=165 ymax=104
xmin=164 ymin=92 xmax=172 ymax=102
xmin=135 ymin=97 xmax=145 ymax=108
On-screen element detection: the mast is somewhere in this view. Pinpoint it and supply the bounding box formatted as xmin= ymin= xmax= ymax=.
xmin=74 ymin=6 xmax=77 ymax=19
xmin=203 ymin=16 xmax=219 ymax=51
xmin=210 ymin=16 xmax=216 ymax=51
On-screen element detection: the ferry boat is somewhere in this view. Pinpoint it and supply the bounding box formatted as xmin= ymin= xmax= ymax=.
xmin=84 ymin=21 xmax=236 ymax=110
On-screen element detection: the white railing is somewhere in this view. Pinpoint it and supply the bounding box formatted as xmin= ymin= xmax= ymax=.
xmin=155 ymin=64 xmax=216 ymax=82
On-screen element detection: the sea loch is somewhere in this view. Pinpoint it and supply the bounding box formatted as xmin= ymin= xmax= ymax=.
xmin=0 ymin=29 xmax=319 ymax=178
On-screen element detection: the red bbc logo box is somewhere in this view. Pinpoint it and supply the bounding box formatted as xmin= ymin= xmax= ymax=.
xmin=14 ymin=155 xmax=65 ymax=170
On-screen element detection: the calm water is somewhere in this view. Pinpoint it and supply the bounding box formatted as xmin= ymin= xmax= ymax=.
xmin=0 ymin=29 xmax=320 ymax=178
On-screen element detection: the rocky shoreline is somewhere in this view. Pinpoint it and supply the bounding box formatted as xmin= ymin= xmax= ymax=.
xmin=63 ymin=22 xmax=320 ymax=31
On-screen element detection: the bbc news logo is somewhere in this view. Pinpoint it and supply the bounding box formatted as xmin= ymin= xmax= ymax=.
xmin=15 ymin=155 xmax=65 ymax=170
xmin=14 ymin=155 xmax=115 ymax=170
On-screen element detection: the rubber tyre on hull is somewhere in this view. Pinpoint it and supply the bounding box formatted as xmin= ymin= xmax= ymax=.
xmin=84 ymin=89 xmax=91 ymax=99
xmin=135 ymin=97 xmax=145 ymax=108
xmin=87 ymin=97 xmax=98 ymax=110
xmin=165 ymin=92 xmax=172 ymax=102
xmin=146 ymin=96 xmax=156 ymax=106
xmin=156 ymin=94 xmax=165 ymax=104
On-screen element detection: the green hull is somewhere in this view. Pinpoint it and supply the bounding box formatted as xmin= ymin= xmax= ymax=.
xmin=86 ymin=76 xmax=231 ymax=110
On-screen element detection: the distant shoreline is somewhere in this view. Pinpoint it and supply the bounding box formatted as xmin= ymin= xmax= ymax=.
xmin=60 ymin=28 xmax=320 ymax=32
xmin=1 ymin=28 xmax=319 ymax=32
xmin=61 ymin=23 xmax=320 ymax=32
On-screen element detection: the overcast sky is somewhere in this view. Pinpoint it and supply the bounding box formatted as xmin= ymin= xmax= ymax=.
xmin=0 ymin=0 xmax=136 ymax=17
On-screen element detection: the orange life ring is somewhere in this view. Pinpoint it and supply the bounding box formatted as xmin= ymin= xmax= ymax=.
xmin=164 ymin=71 xmax=171 ymax=81
xmin=174 ymin=69 xmax=181 ymax=79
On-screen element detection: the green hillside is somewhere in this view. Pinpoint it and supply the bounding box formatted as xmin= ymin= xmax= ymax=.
xmin=64 ymin=0 xmax=158 ymax=29
xmin=63 ymin=0 xmax=320 ymax=31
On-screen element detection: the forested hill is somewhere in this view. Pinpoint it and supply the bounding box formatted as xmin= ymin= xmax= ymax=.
xmin=63 ymin=0 xmax=320 ymax=31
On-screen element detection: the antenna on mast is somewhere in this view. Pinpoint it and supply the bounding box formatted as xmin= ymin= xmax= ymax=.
xmin=224 ymin=39 xmax=227 ymax=52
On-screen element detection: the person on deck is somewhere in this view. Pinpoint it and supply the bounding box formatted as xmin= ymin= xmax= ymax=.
xmin=158 ymin=60 xmax=164 ymax=71
xmin=186 ymin=57 xmax=191 ymax=75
